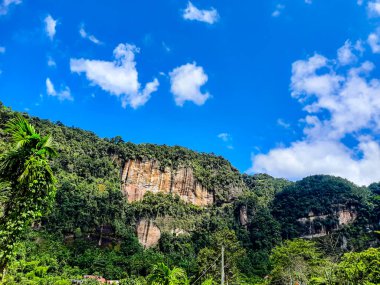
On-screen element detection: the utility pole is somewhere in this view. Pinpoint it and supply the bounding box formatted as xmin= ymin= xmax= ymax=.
xmin=221 ymin=246 xmax=225 ymax=285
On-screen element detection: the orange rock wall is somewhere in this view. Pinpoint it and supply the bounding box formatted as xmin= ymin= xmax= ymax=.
xmin=121 ymin=160 xmax=214 ymax=206
xmin=136 ymin=219 xmax=161 ymax=248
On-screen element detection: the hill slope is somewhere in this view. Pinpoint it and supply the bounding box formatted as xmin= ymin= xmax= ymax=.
xmin=0 ymin=103 xmax=379 ymax=284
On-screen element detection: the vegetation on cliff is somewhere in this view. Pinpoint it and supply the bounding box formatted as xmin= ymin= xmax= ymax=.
xmin=0 ymin=104 xmax=380 ymax=284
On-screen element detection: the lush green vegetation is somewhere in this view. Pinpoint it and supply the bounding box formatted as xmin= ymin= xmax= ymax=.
xmin=0 ymin=115 xmax=57 ymax=275
xmin=0 ymin=103 xmax=380 ymax=284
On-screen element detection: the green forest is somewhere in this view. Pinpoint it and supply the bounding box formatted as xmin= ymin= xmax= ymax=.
xmin=0 ymin=103 xmax=380 ymax=285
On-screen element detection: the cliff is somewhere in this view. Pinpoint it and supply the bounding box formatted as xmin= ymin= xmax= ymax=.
xmin=272 ymin=175 xmax=372 ymax=240
xmin=297 ymin=207 xmax=358 ymax=239
xmin=136 ymin=219 xmax=161 ymax=248
xmin=121 ymin=159 xmax=215 ymax=206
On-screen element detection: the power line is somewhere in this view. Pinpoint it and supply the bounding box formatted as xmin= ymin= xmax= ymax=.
xmin=191 ymin=253 xmax=222 ymax=285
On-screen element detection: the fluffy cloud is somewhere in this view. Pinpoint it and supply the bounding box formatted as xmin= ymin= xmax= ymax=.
xmin=252 ymin=138 xmax=380 ymax=186
xmin=0 ymin=0 xmax=21 ymax=15
xmin=250 ymin=41 xmax=380 ymax=186
xmin=368 ymin=0 xmax=380 ymax=16
xmin=368 ymin=29 xmax=380 ymax=53
xmin=337 ymin=40 xmax=361 ymax=65
xmin=70 ymin=43 xmax=159 ymax=109
xmin=183 ymin=2 xmax=219 ymax=24
xmin=169 ymin=62 xmax=210 ymax=106
xmin=44 ymin=15 xmax=57 ymax=40
xmin=79 ymin=25 xmax=102 ymax=45
xmin=46 ymin=78 xmax=73 ymax=101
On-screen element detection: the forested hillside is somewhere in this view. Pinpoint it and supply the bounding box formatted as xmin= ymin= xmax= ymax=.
xmin=0 ymin=103 xmax=380 ymax=285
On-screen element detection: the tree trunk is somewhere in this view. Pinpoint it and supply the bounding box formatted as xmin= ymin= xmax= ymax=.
xmin=98 ymin=224 xmax=103 ymax=246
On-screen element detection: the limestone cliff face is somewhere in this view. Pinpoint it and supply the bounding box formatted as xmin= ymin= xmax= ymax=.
xmin=298 ymin=207 xmax=357 ymax=239
xmin=239 ymin=206 xmax=248 ymax=227
xmin=338 ymin=209 xmax=357 ymax=226
xmin=121 ymin=160 xmax=214 ymax=206
xmin=136 ymin=217 xmax=190 ymax=248
xmin=136 ymin=219 xmax=161 ymax=249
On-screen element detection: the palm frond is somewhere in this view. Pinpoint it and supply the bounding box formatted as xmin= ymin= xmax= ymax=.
xmin=38 ymin=135 xmax=58 ymax=158
xmin=5 ymin=115 xmax=37 ymax=148
xmin=0 ymin=148 xmax=25 ymax=181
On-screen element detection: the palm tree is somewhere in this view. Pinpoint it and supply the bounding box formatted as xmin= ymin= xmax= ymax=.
xmin=0 ymin=115 xmax=57 ymax=276
xmin=147 ymin=263 xmax=189 ymax=285
xmin=0 ymin=114 xmax=56 ymax=188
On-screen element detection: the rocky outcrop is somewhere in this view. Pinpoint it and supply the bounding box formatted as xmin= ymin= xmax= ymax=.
xmin=136 ymin=219 xmax=161 ymax=249
xmin=297 ymin=212 xmax=329 ymax=224
xmin=136 ymin=218 xmax=189 ymax=248
xmin=338 ymin=209 xmax=357 ymax=225
xmin=298 ymin=208 xmax=357 ymax=238
xmin=239 ymin=206 xmax=248 ymax=227
xmin=121 ymin=160 xmax=214 ymax=206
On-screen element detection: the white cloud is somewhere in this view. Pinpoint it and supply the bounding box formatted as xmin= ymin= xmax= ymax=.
xmin=368 ymin=29 xmax=380 ymax=53
xmin=183 ymin=1 xmax=219 ymax=24
xmin=218 ymin=133 xmax=234 ymax=149
xmin=70 ymin=43 xmax=159 ymax=109
xmin=250 ymin=42 xmax=380 ymax=186
xmin=368 ymin=0 xmax=380 ymax=16
xmin=337 ymin=40 xmax=358 ymax=65
xmin=251 ymin=138 xmax=380 ymax=186
xmin=46 ymin=78 xmax=73 ymax=101
xmin=218 ymin=133 xmax=231 ymax=142
xmin=292 ymin=55 xmax=380 ymax=140
xmin=272 ymin=4 xmax=285 ymax=17
xmin=79 ymin=25 xmax=102 ymax=45
xmin=44 ymin=15 xmax=57 ymax=40
xmin=0 ymin=46 xmax=5 ymax=53
xmin=0 ymin=0 xmax=21 ymax=15
xmin=162 ymin=42 xmax=171 ymax=53
xmin=46 ymin=78 xmax=56 ymax=95
xmin=277 ymin=118 xmax=291 ymax=129
xmin=169 ymin=62 xmax=210 ymax=106
xmin=47 ymin=56 xmax=56 ymax=67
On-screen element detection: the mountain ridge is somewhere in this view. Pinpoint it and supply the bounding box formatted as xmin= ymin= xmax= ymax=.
xmin=1 ymin=102 xmax=380 ymax=284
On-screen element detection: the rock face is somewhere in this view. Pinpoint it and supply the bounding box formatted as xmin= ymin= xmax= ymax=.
xmin=338 ymin=209 xmax=357 ymax=225
xmin=136 ymin=219 xmax=161 ymax=249
xmin=298 ymin=208 xmax=357 ymax=239
xmin=239 ymin=206 xmax=248 ymax=227
xmin=121 ymin=160 xmax=214 ymax=206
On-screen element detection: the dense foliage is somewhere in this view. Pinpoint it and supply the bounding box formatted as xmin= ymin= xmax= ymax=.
xmin=0 ymin=115 xmax=57 ymax=274
xmin=272 ymin=175 xmax=375 ymax=239
xmin=0 ymin=103 xmax=380 ymax=284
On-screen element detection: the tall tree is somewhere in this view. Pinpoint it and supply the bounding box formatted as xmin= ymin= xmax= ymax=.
xmin=268 ymin=239 xmax=327 ymax=285
xmin=0 ymin=115 xmax=57 ymax=276
xmin=337 ymin=247 xmax=380 ymax=284
xmin=197 ymin=229 xmax=246 ymax=284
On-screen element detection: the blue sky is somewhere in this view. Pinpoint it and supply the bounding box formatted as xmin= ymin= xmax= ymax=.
xmin=1 ymin=0 xmax=380 ymax=185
